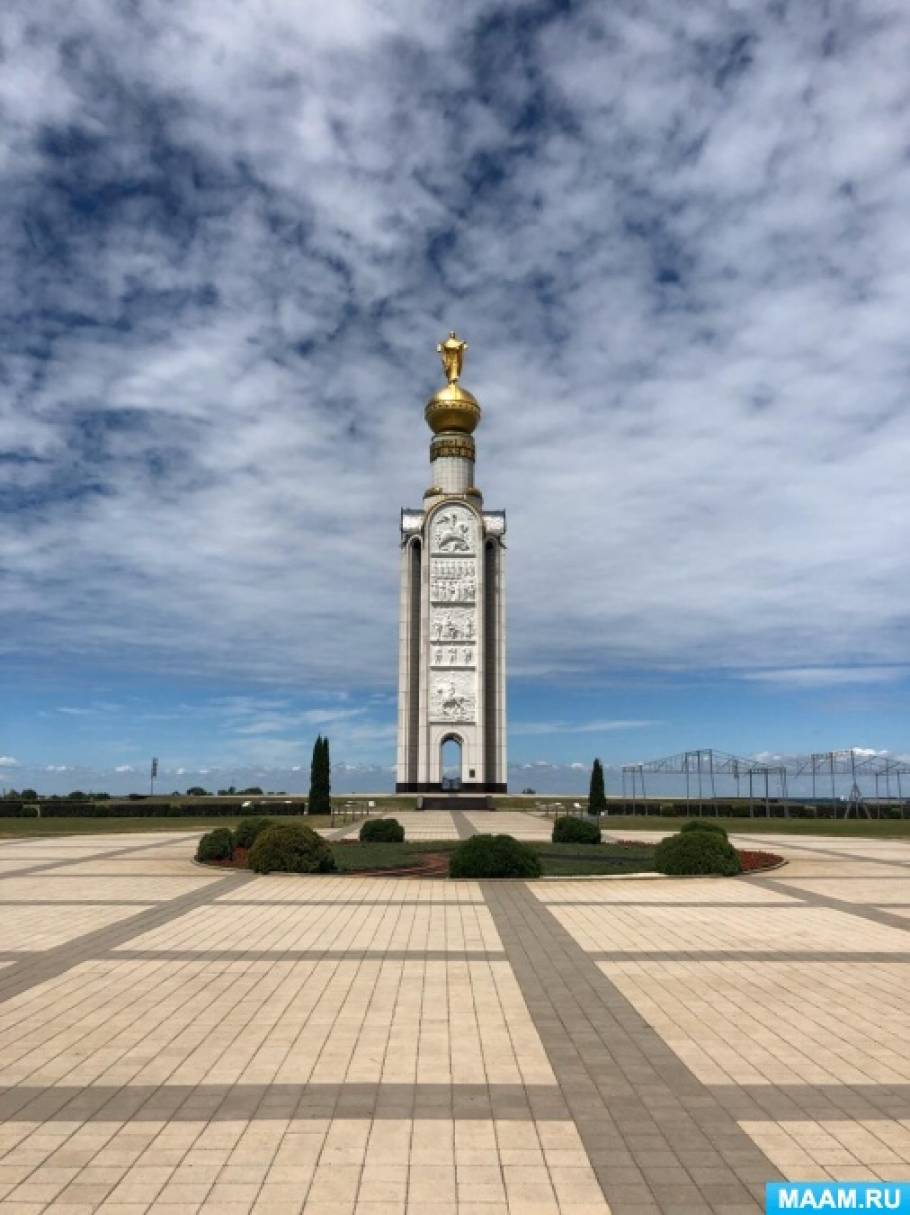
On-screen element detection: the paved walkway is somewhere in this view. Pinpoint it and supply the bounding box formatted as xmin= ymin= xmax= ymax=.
xmin=0 ymin=821 xmax=907 ymax=1214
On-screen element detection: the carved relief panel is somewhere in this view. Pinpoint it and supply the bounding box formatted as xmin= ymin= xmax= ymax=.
xmin=429 ymin=506 xmax=480 ymax=722
xmin=430 ymin=671 xmax=476 ymax=723
xmin=432 ymin=507 xmax=475 ymax=554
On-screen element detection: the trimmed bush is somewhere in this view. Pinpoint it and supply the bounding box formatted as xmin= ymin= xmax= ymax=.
xmin=655 ymin=831 xmax=741 ymax=876
xmin=552 ymin=816 xmax=601 ymax=845
xmin=196 ymin=828 xmax=234 ymax=863
xmin=359 ymin=818 xmax=405 ymax=843
xmin=233 ymin=816 xmax=273 ymax=849
xmin=449 ymin=834 xmax=542 ymax=879
xmin=680 ymin=819 xmax=728 ymax=839
xmin=248 ymin=823 xmax=336 ymax=874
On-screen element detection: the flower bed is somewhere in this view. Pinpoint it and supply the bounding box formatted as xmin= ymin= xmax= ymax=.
xmin=736 ymin=849 xmax=785 ymax=872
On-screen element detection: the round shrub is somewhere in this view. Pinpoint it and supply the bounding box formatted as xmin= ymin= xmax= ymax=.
xmin=248 ymin=823 xmax=336 ymax=874
xmin=552 ymin=815 xmax=601 ymax=845
xmin=196 ymin=827 xmax=234 ymax=863
xmin=449 ymin=834 xmax=542 ymax=879
xmin=233 ymin=816 xmax=273 ymax=850
xmin=680 ymin=819 xmax=728 ymax=839
xmin=655 ymin=831 xmax=741 ymax=876
xmin=359 ymin=817 xmax=405 ymax=843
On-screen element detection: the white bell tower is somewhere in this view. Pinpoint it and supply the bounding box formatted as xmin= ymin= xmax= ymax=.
xmin=395 ymin=333 xmax=507 ymax=793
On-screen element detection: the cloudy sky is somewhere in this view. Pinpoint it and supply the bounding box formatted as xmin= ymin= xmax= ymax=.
xmin=2 ymin=0 xmax=909 ymax=794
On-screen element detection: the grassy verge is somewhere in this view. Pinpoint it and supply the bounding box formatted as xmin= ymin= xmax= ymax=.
xmin=330 ymin=840 xmax=457 ymax=872
xmin=328 ymin=839 xmax=657 ymax=876
xmin=596 ymin=815 xmax=910 ymax=838
xmin=0 ymin=815 xmax=334 ymax=838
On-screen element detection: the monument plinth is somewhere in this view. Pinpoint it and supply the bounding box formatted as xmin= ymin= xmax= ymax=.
xmin=395 ymin=333 xmax=507 ymax=793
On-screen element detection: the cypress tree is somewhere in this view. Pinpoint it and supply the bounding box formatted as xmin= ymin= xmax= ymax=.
xmin=323 ymin=736 xmax=332 ymax=809
xmin=588 ymin=757 xmax=607 ymax=816
xmin=309 ymin=735 xmax=325 ymax=814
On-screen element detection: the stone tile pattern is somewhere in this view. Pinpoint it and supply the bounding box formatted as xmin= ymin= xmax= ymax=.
xmin=0 ymin=822 xmax=906 ymax=1213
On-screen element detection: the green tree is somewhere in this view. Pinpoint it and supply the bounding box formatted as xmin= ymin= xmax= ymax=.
xmin=587 ymin=758 xmax=607 ymax=815
xmin=323 ymin=737 xmax=331 ymax=807
xmin=308 ymin=736 xmax=332 ymax=814
xmin=20 ymin=788 xmax=38 ymax=801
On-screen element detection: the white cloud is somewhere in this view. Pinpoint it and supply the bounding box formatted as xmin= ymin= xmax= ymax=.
xmin=744 ymin=667 xmax=906 ymax=688
xmin=1 ymin=0 xmax=909 ymax=713
xmin=512 ymin=720 xmax=661 ymax=736
xmin=0 ymin=756 xmax=20 ymax=768
xmin=114 ymin=764 xmax=135 ymax=773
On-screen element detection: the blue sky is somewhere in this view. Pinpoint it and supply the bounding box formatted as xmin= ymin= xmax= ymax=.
xmin=2 ymin=0 xmax=909 ymax=795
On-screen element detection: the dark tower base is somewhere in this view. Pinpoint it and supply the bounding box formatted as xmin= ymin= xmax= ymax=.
xmin=395 ymin=782 xmax=507 ymax=794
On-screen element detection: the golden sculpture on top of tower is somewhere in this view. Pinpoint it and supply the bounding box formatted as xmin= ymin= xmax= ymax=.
xmin=437 ymin=331 xmax=468 ymax=384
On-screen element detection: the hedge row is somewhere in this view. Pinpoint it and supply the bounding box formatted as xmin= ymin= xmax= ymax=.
xmin=0 ymin=801 xmax=310 ymax=819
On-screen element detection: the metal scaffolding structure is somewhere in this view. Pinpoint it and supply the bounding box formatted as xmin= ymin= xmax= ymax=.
xmin=621 ymin=749 xmax=789 ymax=817
xmin=858 ymin=754 xmax=909 ymax=802
xmin=794 ymin=750 xmax=879 ymax=817
xmin=616 ymin=746 xmax=908 ymax=818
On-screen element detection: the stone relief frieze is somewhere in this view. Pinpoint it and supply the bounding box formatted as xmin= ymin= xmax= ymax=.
xmin=432 ymin=559 xmax=475 ymax=579
xmin=431 ymin=644 xmax=475 ymax=668
xmin=430 ymin=608 xmax=476 ymax=642
xmin=430 ymin=671 xmax=476 ymax=722
xmin=431 ymin=506 xmax=476 ymax=554
xmin=430 ymin=575 xmax=475 ymax=603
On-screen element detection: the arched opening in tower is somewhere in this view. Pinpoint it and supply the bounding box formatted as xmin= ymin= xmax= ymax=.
xmin=440 ymin=735 xmax=463 ymax=790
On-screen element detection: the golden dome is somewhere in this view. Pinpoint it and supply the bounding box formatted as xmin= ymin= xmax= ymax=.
xmin=425 ymin=382 xmax=481 ymax=435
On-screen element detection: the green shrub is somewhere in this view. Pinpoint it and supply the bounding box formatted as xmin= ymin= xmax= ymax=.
xmin=680 ymin=819 xmax=728 ymax=839
xmin=359 ymin=818 xmax=405 ymax=843
xmin=655 ymin=831 xmax=741 ymax=876
xmin=449 ymin=834 xmax=542 ymax=879
xmin=248 ymin=823 xmax=336 ymax=874
xmin=233 ymin=816 xmax=273 ymax=849
xmin=552 ymin=816 xmax=601 ymax=845
xmin=196 ymin=828 xmax=234 ymax=863
xmin=659 ymin=803 xmax=678 ymax=817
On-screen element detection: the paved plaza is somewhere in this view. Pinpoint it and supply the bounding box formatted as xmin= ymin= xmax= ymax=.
xmin=0 ymin=813 xmax=908 ymax=1214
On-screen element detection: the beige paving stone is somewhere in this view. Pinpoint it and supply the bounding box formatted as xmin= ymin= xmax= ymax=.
xmin=742 ymin=1119 xmax=910 ymax=1181
xmin=115 ymin=898 xmax=502 ymax=953
xmin=216 ymin=875 xmax=484 ymax=904
xmin=599 ymin=959 xmax=910 ymax=1085
xmin=1 ymin=829 xmax=907 ymax=1215
xmin=547 ymin=901 xmax=910 ymax=954
xmin=531 ymin=877 xmax=800 ymax=904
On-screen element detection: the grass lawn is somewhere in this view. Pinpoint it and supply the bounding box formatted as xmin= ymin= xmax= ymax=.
xmin=329 ymin=839 xmax=657 ymax=876
xmin=0 ymin=815 xmax=334 ymax=838
xmin=594 ymin=814 xmax=910 ymax=838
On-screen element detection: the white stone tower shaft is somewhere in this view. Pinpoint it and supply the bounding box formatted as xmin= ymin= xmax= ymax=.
xmin=395 ymin=336 xmax=507 ymax=793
